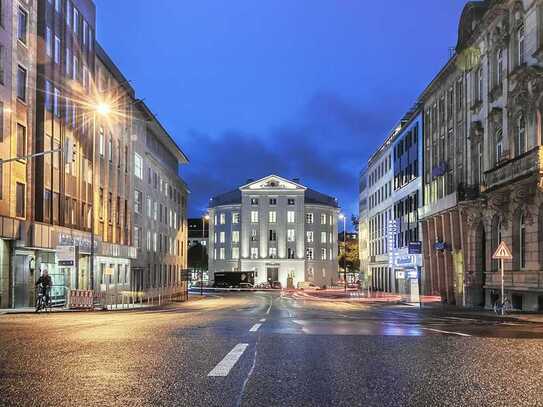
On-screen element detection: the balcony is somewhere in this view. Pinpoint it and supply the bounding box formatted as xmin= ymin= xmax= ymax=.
xmin=485 ymin=271 xmax=543 ymax=290
xmin=483 ymin=147 xmax=542 ymax=192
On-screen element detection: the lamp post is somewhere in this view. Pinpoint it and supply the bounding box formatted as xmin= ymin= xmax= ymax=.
xmin=201 ymin=214 xmax=209 ymax=296
xmin=339 ymin=213 xmax=346 ymax=292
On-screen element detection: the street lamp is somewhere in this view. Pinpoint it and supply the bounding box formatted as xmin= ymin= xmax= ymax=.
xmin=201 ymin=214 xmax=210 ymax=296
xmin=90 ymin=101 xmax=112 ymax=291
xmin=339 ymin=213 xmax=347 ymax=292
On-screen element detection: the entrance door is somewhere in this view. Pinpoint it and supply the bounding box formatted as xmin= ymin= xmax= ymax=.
xmin=13 ymin=255 xmax=30 ymax=308
xmin=267 ymin=267 xmax=279 ymax=284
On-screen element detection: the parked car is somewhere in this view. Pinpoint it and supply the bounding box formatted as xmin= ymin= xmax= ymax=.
xmin=256 ymin=282 xmax=271 ymax=289
xmin=272 ymin=281 xmax=282 ymax=289
xmin=240 ymin=283 xmax=254 ymax=289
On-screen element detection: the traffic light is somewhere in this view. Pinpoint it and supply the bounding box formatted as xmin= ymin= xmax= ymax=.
xmin=64 ymin=139 xmax=76 ymax=163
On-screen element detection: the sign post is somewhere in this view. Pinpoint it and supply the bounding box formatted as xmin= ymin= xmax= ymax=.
xmin=492 ymin=241 xmax=513 ymax=315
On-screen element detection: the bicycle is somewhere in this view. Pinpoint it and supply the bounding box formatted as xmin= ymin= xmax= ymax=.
xmin=35 ymin=285 xmax=52 ymax=313
xmin=493 ymin=299 xmax=513 ymax=316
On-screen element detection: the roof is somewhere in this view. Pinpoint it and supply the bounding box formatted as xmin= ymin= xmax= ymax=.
xmin=95 ymin=43 xmax=135 ymax=97
xmin=209 ymin=175 xmax=338 ymax=208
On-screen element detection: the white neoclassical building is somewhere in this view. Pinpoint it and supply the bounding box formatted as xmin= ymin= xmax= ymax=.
xmin=208 ymin=175 xmax=340 ymax=288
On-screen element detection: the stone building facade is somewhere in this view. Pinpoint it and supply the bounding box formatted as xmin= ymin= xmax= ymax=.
xmin=208 ymin=175 xmax=339 ymax=288
xmin=418 ymin=0 xmax=543 ymax=311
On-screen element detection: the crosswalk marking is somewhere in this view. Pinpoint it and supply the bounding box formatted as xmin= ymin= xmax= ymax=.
xmin=249 ymin=323 xmax=262 ymax=332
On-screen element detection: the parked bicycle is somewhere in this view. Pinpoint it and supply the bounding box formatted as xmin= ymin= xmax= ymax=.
xmin=493 ymin=298 xmax=513 ymax=316
xmin=35 ymin=269 xmax=53 ymax=313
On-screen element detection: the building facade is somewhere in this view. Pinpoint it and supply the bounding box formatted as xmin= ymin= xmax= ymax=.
xmin=0 ymin=0 xmax=189 ymax=308
xmin=131 ymin=100 xmax=189 ymax=297
xmin=208 ymin=175 xmax=339 ymax=288
xmin=361 ymin=108 xmax=423 ymax=296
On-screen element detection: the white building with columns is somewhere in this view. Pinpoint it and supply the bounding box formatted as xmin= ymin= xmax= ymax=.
xmin=208 ymin=175 xmax=340 ymax=288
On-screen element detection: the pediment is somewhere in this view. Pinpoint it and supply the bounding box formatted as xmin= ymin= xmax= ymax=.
xmin=240 ymin=175 xmax=306 ymax=191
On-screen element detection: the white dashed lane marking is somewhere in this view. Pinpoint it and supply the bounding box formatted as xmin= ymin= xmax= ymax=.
xmin=208 ymin=343 xmax=249 ymax=377
xmin=249 ymin=323 xmax=262 ymax=332
xmin=422 ymin=328 xmax=471 ymax=337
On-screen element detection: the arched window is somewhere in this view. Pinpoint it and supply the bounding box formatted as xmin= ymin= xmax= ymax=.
xmin=520 ymin=213 xmax=526 ymax=269
xmin=517 ymin=114 xmax=526 ymax=156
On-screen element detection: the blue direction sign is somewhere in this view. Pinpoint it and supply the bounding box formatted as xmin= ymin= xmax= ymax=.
xmin=408 ymin=241 xmax=422 ymax=254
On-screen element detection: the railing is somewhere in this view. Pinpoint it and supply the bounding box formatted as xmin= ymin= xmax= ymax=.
xmin=484 ymin=271 xmax=543 ymax=289
xmin=483 ymin=147 xmax=542 ymax=191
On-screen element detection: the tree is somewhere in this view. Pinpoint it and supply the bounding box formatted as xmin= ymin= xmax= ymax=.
xmin=187 ymin=243 xmax=208 ymax=270
xmin=339 ymin=238 xmax=360 ymax=273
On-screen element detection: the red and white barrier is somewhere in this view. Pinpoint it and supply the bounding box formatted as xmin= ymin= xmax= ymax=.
xmin=68 ymin=289 xmax=94 ymax=309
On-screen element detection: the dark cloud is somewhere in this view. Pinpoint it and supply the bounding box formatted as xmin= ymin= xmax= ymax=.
xmin=183 ymin=92 xmax=396 ymax=219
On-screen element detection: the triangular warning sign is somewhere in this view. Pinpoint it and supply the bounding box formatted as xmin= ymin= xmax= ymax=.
xmin=492 ymin=241 xmax=513 ymax=260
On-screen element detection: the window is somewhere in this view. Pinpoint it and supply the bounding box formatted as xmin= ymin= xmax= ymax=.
xmin=153 ymin=232 xmax=157 ymax=252
xmin=46 ymin=27 xmax=52 ymax=56
xmin=134 ymin=190 xmax=142 ymax=214
xmin=269 ymin=230 xmax=277 ymax=241
xmin=232 ymin=247 xmax=239 ymax=260
xmin=16 ymin=183 xmax=25 ymax=217
xmin=73 ymin=7 xmax=78 ymax=34
xmin=269 ymin=198 xmax=277 ymax=205
xmin=287 ymin=229 xmax=295 ymax=242
xmin=496 ymin=49 xmax=503 ymax=85
xmin=16 ymin=123 xmax=26 ymax=158
xmin=134 ymin=153 xmax=143 ymax=179
xmin=320 ymin=213 xmax=327 ymax=224
xmin=306 ymin=248 xmax=314 ymax=260
xmin=520 ymin=213 xmax=526 ymax=269
xmin=269 ymin=247 xmax=277 ymax=258
xmin=54 ymin=36 xmax=61 ymax=64
xmin=321 ymin=231 xmax=327 ymax=243
xmin=108 ymin=137 xmax=113 ymax=162
xmin=251 ymin=247 xmax=258 ymax=259
xmin=134 ymin=226 xmax=141 ymax=249
xmin=53 ymin=88 xmax=60 ymax=117
xmin=495 ymin=128 xmax=503 ymax=163
xmin=321 ymin=248 xmax=327 ymax=260
xmin=83 ymin=20 xmax=88 ymax=46
xmin=219 ymin=248 xmax=225 ymax=260
xmin=66 ymin=1 xmax=71 ymax=26
xmin=55 ymin=0 xmax=61 ymax=12
xmin=250 ymin=229 xmax=258 ymax=241
xmin=98 ymin=128 xmax=104 ymax=156
xmin=288 ymin=198 xmax=295 ymax=205
xmin=516 ymin=114 xmax=526 ymax=156
xmin=232 ymin=212 xmax=240 ymax=224
xmin=232 ymin=230 xmax=240 ymax=243
xmin=287 ymin=248 xmax=295 ymax=259
xmin=517 ymin=23 xmax=525 ymax=66
xmin=269 ymin=211 xmax=276 ymax=223
xmin=220 ymin=231 xmax=225 ymax=243
xmin=17 ymin=7 xmax=27 ymax=44
xmin=250 ymin=198 xmax=258 ymax=205
xmin=306 ymin=231 xmax=313 ymax=243
xmin=220 ymin=213 xmax=226 ymax=224
xmin=287 ymin=211 xmax=295 ymax=223
xmin=306 ymin=213 xmax=314 ymax=224
xmin=72 ymin=55 xmax=78 ymax=81
xmin=16 ymin=66 xmax=26 ymax=101
xmin=251 ymin=210 xmax=258 ymax=223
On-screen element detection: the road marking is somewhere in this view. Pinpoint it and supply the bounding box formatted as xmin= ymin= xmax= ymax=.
xmin=259 ymin=318 xmax=266 ymax=322
xmin=249 ymin=323 xmax=262 ymax=332
xmin=266 ymin=300 xmax=272 ymax=314
xmin=423 ymin=328 xmax=471 ymax=337
xmin=208 ymin=343 xmax=248 ymax=377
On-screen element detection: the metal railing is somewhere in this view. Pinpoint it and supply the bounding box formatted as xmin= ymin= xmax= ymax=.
xmin=483 ymin=147 xmax=542 ymax=191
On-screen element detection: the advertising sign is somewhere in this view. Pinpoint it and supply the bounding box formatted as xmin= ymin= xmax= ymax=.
xmin=408 ymin=241 xmax=422 ymax=254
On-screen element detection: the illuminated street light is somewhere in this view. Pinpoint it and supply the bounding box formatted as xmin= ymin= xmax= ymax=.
xmin=96 ymin=102 xmax=112 ymax=116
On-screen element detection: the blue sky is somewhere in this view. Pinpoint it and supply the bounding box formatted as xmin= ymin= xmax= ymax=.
xmin=95 ymin=0 xmax=467 ymax=224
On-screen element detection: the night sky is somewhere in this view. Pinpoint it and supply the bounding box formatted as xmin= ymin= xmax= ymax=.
xmin=94 ymin=0 xmax=467 ymax=226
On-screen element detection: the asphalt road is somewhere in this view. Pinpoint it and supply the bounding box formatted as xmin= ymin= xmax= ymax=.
xmin=1 ymin=292 xmax=543 ymax=406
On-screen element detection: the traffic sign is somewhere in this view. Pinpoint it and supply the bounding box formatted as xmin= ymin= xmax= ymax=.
xmin=492 ymin=241 xmax=512 ymax=260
